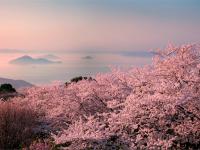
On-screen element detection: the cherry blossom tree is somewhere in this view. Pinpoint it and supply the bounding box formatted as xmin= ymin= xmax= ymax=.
xmin=8 ymin=44 xmax=200 ymax=149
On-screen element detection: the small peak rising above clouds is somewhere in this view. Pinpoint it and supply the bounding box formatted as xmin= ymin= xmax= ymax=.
xmin=19 ymin=55 xmax=32 ymax=59
xmin=9 ymin=55 xmax=62 ymax=65
xmin=82 ymin=56 xmax=93 ymax=60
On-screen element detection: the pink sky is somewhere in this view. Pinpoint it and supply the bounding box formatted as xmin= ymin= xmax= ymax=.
xmin=0 ymin=0 xmax=200 ymax=84
xmin=0 ymin=0 xmax=200 ymax=52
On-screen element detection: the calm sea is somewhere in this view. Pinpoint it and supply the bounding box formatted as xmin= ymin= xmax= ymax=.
xmin=0 ymin=51 xmax=151 ymax=85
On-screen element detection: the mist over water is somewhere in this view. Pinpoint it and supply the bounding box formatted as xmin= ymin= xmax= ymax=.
xmin=1 ymin=0 xmax=199 ymax=85
xmin=0 ymin=51 xmax=151 ymax=85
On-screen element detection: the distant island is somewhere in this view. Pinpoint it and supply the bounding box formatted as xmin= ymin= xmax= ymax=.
xmin=0 ymin=77 xmax=34 ymax=89
xmin=9 ymin=55 xmax=62 ymax=65
xmin=82 ymin=56 xmax=93 ymax=59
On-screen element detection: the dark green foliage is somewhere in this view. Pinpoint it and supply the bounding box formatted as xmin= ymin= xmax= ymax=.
xmin=70 ymin=76 xmax=95 ymax=83
xmin=0 ymin=83 xmax=16 ymax=93
xmin=65 ymin=76 xmax=96 ymax=87
xmin=70 ymin=76 xmax=83 ymax=83
xmin=65 ymin=82 xmax=70 ymax=86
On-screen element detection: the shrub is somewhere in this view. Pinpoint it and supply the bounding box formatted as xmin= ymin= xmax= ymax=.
xmin=0 ymin=83 xmax=16 ymax=93
xmin=70 ymin=76 xmax=83 ymax=83
xmin=70 ymin=76 xmax=95 ymax=83
xmin=0 ymin=102 xmax=39 ymax=149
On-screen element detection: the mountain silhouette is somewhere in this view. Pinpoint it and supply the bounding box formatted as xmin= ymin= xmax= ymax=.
xmin=0 ymin=77 xmax=34 ymax=89
xmin=9 ymin=55 xmax=62 ymax=65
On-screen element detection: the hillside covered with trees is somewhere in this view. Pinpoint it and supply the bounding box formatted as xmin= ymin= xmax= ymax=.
xmin=0 ymin=44 xmax=199 ymax=149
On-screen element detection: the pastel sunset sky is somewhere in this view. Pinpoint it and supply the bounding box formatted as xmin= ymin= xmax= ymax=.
xmin=0 ymin=0 xmax=200 ymax=52
xmin=0 ymin=0 xmax=200 ymax=84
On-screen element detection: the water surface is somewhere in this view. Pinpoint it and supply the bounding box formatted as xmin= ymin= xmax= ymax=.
xmin=0 ymin=51 xmax=151 ymax=85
